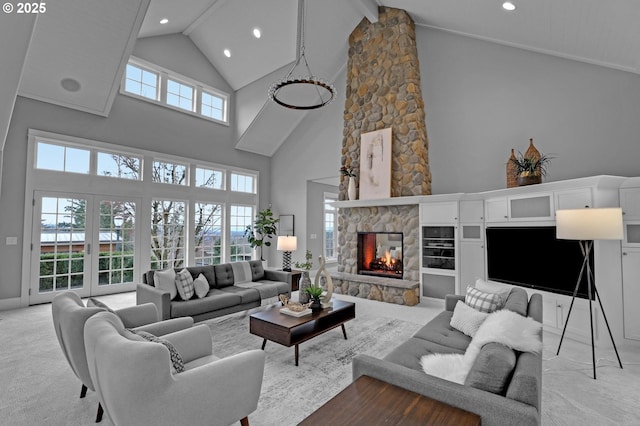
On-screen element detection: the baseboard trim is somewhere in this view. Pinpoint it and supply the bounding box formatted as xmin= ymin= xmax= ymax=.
xmin=0 ymin=297 xmax=22 ymax=311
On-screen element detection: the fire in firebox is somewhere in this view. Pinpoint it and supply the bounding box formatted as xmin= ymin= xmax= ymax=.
xmin=357 ymin=232 xmax=403 ymax=279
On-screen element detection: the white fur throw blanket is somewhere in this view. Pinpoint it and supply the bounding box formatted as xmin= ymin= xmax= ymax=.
xmin=420 ymin=309 xmax=542 ymax=384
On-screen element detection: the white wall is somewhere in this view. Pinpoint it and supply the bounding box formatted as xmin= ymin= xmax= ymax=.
xmin=269 ymin=67 xmax=346 ymax=266
xmin=0 ymin=35 xmax=271 ymax=302
xmin=417 ymin=27 xmax=640 ymax=194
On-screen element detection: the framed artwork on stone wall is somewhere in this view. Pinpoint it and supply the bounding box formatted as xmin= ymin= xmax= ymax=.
xmin=359 ymin=128 xmax=392 ymax=200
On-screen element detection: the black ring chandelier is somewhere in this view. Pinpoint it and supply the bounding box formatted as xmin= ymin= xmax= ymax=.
xmin=268 ymin=0 xmax=336 ymax=110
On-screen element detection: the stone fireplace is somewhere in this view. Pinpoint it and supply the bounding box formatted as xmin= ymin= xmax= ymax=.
xmin=333 ymin=7 xmax=430 ymax=305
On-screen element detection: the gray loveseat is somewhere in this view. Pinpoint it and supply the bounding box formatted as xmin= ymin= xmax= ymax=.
xmin=352 ymin=287 xmax=542 ymax=426
xmin=137 ymin=260 xmax=291 ymax=322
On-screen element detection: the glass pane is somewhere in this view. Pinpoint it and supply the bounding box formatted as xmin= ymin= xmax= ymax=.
xmin=194 ymin=202 xmax=223 ymax=266
xmin=152 ymin=161 xmax=188 ymax=185
xmin=98 ymin=199 xmax=136 ymax=286
xmin=151 ymin=199 xmax=186 ymax=270
xmin=36 ymin=143 xmax=64 ymax=171
xmin=65 ymin=147 xmax=90 ymax=174
xmin=97 ymin=152 xmax=141 ymax=180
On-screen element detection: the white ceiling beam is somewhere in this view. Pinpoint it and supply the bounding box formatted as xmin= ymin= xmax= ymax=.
xmin=353 ymin=0 xmax=379 ymax=23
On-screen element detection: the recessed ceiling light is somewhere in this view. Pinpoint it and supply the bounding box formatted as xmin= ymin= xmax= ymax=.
xmin=502 ymin=1 xmax=516 ymax=11
xmin=159 ymin=18 xmax=169 ymax=24
xmin=253 ymin=28 xmax=261 ymax=39
xmin=223 ymin=49 xmax=231 ymax=58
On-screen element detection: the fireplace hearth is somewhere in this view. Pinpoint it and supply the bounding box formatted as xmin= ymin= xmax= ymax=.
xmin=357 ymin=232 xmax=403 ymax=279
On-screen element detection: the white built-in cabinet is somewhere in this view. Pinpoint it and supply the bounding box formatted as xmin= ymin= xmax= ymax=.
xmin=459 ymin=200 xmax=485 ymax=289
xmin=620 ymin=184 xmax=640 ymax=341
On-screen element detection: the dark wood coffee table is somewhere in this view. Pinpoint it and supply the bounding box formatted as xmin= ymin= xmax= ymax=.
xmin=299 ymin=375 xmax=481 ymax=425
xmin=249 ymin=299 xmax=355 ymax=366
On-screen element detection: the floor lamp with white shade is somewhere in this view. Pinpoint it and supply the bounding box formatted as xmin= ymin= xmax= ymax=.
xmin=555 ymin=207 xmax=624 ymax=379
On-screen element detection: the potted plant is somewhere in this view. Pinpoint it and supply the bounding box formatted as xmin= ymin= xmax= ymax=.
xmin=305 ymin=285 xmax=324 ymax=312
xmin=509 ymin=151 xmax=553 ymax=186
xmin=244 ymin=208 xmax=279 ymax=262
xmin=295 ymin=249 xmax=314 ymax=303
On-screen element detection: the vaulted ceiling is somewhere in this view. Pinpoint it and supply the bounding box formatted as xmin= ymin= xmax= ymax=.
xmin=2 ymin=0 xmax=640 ymax=155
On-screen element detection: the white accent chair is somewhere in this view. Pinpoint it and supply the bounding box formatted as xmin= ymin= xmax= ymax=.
xmin=51 ymin=291 xmax=193 ymax=422
xmin=84 ymin=311 xmax=266 ymax=426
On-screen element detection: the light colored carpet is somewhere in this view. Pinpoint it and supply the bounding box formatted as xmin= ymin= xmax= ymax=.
xmin=1 ymin=291 xmax=640 ymax=425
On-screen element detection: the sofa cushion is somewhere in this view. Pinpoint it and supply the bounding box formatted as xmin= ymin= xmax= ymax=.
xmin=181 ymin=266 xmax=216 ymax=289
xmin=465 ymin=286 xmax=502 ymax=313
xmin=175 ymin=269 xmax=195 ymax=301
xmin=231 ymin=262 xmax=253 ymax=284
xmin=450 ymin=301 xmax=488 ymax=337
xmin=154 ymin=268 xmax=177 ymax=300
xmin=170 ymin=289 xmax=242 ymax=317
xmin=213 ymin=264 xmax=235 ymax=288
xmin=193 ymin=274 xmax=210 ymax=299
xmin=504 ymin=287 xmax=529 ymax=316
xmin=465 ymin=342 xmax=516 ymax=395
xmin=218 ymin=286 xmax=261 ymax=304
xmin=412 ymin=311 xmax=472 ymax=352
xmin=506 ymin=352 xmax=540 ymax=408
xmin=248 ymin=260 xmax=266 ymax=281
xmin=384 ymin=336 xmax=465 ymax=372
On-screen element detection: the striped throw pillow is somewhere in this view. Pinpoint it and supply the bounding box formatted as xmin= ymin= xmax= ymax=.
xmin=465 ymin=286 xmax=503 ymax=313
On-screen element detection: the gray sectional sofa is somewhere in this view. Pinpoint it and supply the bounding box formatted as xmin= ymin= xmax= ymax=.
xmin=136 ymin=260 xmax=291 ymax=322
xmin=352 ymin=287 xmax=542 ymax=426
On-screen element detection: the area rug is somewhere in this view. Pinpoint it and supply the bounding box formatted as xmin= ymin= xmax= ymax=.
xmin=205 ymin=309 xmax=422 ymax=425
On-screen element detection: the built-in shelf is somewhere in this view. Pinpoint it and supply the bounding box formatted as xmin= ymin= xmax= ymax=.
xmin=334 ymin=194 xmax=462 ymax=208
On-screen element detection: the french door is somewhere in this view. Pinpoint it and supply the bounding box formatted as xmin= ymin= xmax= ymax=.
xmin=29 ymin=191 xmax=140 ymax=304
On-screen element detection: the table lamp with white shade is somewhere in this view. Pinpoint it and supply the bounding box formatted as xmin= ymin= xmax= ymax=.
xmin=555 ymin=207 xmax=624 ymax=379
xmin=277 ymin=236 xmax=297 ymax=272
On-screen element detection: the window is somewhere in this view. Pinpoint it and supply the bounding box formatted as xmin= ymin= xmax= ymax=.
xmin=195 ymin=166 xmax=224 ymax=189
xmin=194 ymin=202 xmax=223 ymax=266
xmin=167 ymin=79 xmax=194 ymax=112
xmin=231 ymin=172 xmax=256 ymax=193
xmin=150 ymin=199 xmax=185 ymax=270
xmin=152 ymin=160 xmax=188 ymax=185
xmin=121 ymin=57 xmax=229 ymax=124
xmin=97 ymin=152 xmax=141 ymax=180
xmin=201 ymin=91 xmax=225 ymax=121
xmin=36 ymin=142 xmax=90 ymax=174
xmin=324 ymin=193 xmax=338 ymax=260
xmin=229 ymin=205 xmax=253 ymax=262
xmin=124 ymin=63 xmax=158 ymax=100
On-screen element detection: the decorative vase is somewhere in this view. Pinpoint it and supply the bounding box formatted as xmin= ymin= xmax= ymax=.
xmin=299 ymin=271 xmax=311 ymax=303
xmin=347 ymin=176 xmax=356 ymax=201
xmin=310 ymin=297 xmax=322 ymax=312
xmin=524 ymin=138 xmax=541 ymax=162
xmin=506 ymin=148 xmax=518 ymax=188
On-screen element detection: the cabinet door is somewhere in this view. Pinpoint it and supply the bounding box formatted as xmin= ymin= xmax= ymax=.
xmin=460 ymin=242 xmax=485 ymax=291
xmin=485 ymin=198 xmax=508 ymax=222
xmin=621 ymin=188 xmax=640 ymax=220
xmin=420 ymin=202 xmax=458 ymax=224
xmin=622 ymin=250 xmax=640 ymax=341
xmin=555 ymin=188 xmax=592 ymax=211
xmin=509 ymin=194 xmax=554 ymax=221
xmin=459 ymin=200 xmax=484 ymax=222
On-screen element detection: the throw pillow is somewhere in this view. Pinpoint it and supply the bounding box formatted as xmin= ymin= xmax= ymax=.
xmin=153 ymin=268 xmax=177 ymax=300
xmin=474 ymin=278 xmax=512 ymax=306
xmin=193 ymin=273 xmax=209 ymax=299
xmin=128 ymin=329 xmax=184 ymax=373
xmin=465 ymin=286 xmax=503 ymax=313
xmin=464 ymin=342 xmax=516 ymax=395
xmin=86 ymin=297 xmax=116 ymax=314
xmin=231 ymin=261 xmax=253 ymax=284
xmin=175 ymin=269 xmax=195 ymax=301
xmin=450 ymin=300 xmax=489 ymax=337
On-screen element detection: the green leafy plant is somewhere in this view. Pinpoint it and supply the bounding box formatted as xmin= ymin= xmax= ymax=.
xmin=305 ymin=285 xmax=324 ymax=300
xmin=244 ymin=208 xmax=279 ymax=261
xmin=294 ymin=249 xmax=313 ymax=271
xmin=509 ymin=152 xmax=553 ymax=178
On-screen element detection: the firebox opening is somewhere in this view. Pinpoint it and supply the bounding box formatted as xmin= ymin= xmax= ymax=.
xmin=357 ymin=232 xmax=403 ymax=279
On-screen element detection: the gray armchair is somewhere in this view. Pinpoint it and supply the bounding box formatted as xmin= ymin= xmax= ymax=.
xmin=84 ymin=311 xmax=266 ymax=426
xmin=51 ymin=291 xmax=193 ymax=422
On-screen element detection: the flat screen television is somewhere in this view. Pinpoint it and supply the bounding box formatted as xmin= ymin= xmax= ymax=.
xmin=486 ymin=226 xmax=593 ymax=299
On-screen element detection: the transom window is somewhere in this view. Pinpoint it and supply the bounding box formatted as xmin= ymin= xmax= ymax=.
xmin=124 ymin=63 xmax=158 ymax=100
xmin=97 ymin=152 xmax=141 ymax=180
xmin=195 ymin=166 xmax=224 ymax=189
xmin=167 ymin=79 xmax=194 ymax=112
xmin=122 ymin=57 xmax=229 ymax=125
xmin=231 ymin=172 xmax=256 ymax=194
xmin=152 ymin=160 xmax=188 ymax=186
xmin=36 ymin=142 xmax=90 ymax=174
